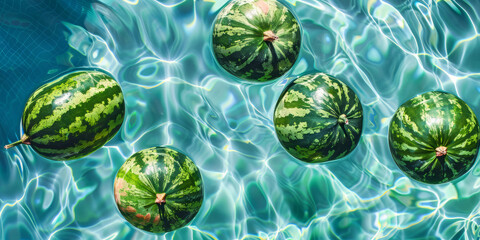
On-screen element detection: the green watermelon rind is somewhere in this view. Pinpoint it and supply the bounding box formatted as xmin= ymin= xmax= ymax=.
xmin=114 ymin=146 xmax=204 ymax=233
xmin=274 ymin=72 xmax=364 ymax=163
xmin=388 ymin=91 xmax=480 ymax=184
xmin=211 ymin=0 xmax=302 ymax=82
xmin=20 ymin=69 xmax=125 ymax=161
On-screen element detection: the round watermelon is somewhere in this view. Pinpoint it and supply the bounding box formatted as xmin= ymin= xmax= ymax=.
xmin=274 ymin=72 xmax=363 ymax=163
xmin=4 ymin=69 xmax=125 ymax=161
xmin=389 ymin=91 xmax=480 ymax=184
xmin=114 ymin=147 xmax=203 ymax=233
xmin=212 ymin=0 xmax=301 ymax=82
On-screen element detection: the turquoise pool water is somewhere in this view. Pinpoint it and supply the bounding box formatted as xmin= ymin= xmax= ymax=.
xmin=1 ymin=0 xmax=480 ymax=239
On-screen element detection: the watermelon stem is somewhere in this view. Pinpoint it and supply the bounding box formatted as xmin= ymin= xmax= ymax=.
xmin=155 ymin=193 xmax=166 ymax=205
xmin=4 ymin=134 xmax=31 ymax=149
xmin=263 ymin=30 xmax=278 ymax=42
xmin=155 ymin=193 xmax=166 ymax=220
xmin=338 ymin=114 xmax=349 ymax=125
xmin=436 ymin=146 xmax=447 ymax=157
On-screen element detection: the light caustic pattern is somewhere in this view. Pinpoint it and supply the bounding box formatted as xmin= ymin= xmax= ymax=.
xmin=1 ymin=0 xmax=480 ymax=239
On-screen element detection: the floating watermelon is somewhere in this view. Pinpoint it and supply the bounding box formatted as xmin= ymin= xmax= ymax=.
xmin=274 ymin=73 xmax=363 ymax=163
xmin=114 ymin=147 xmax=203 ymax=233
xmin=212 ymin=0 xmax=301 ymax=82
xmin=389 ymin=91 xmax=480 ymax=184
xmin=4 ymin=69 xmax=125 ymax=161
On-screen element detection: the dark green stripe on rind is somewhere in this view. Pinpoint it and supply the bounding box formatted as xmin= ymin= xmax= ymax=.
xmin=21 ymin=70 xmax=125 ymax=161
xmin=388 ymin=91 xmax=479 ymax=184
xmin=114 ymin=147 xmax=203 ymax=233
xmin=212 ymin=0 xmax=301 ymax=82
xmin=23 ymin=71 xmax=86 ymax=131
xmin=274 ymin=73 xmax=363 ymax=163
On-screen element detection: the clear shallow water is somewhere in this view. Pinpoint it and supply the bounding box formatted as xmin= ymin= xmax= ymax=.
xmin=1 ymin=0 xmax=480 ymax=239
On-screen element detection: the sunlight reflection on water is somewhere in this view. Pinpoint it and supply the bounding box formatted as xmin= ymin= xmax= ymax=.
xmin=1 ymin=0 xmax=480 ymax=239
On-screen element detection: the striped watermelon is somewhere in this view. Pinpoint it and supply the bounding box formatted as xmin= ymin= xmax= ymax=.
xmin=388 ymin=91 xmax=480 ymax=184
xmin=274 ymin=73 xmax=363 ymax=163
xmin=4 ymin=69 xmax=125 ymax=161
xmin=114 ymin=147 xmax=203 ymax=233
xmin=212 ymin=0 xmax=301 ymax=82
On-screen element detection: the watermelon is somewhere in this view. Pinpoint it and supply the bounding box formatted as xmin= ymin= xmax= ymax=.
xmin=212 ymin=0 xmax=301 ymax=82
xmin=274 ymin=73 xmax=363 ymax=163
xmin=4 ymin=69 xmax=125 ymax=161
xmin=388 ymin=91 xmax=480 ymax=184
xmin=114 ymin=147 xmax=203 ymax=233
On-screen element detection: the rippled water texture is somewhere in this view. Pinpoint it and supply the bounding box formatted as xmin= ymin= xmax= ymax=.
xmin=1 ymin=0 xmax=480 ymax=239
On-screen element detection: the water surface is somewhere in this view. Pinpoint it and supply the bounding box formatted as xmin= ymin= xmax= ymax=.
xmin=1 ymin=0 xmax=480 ymax=239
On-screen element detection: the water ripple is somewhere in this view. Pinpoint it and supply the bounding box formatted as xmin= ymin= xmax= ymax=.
xmin=1 ymin=0 xmax=480 ymax=239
